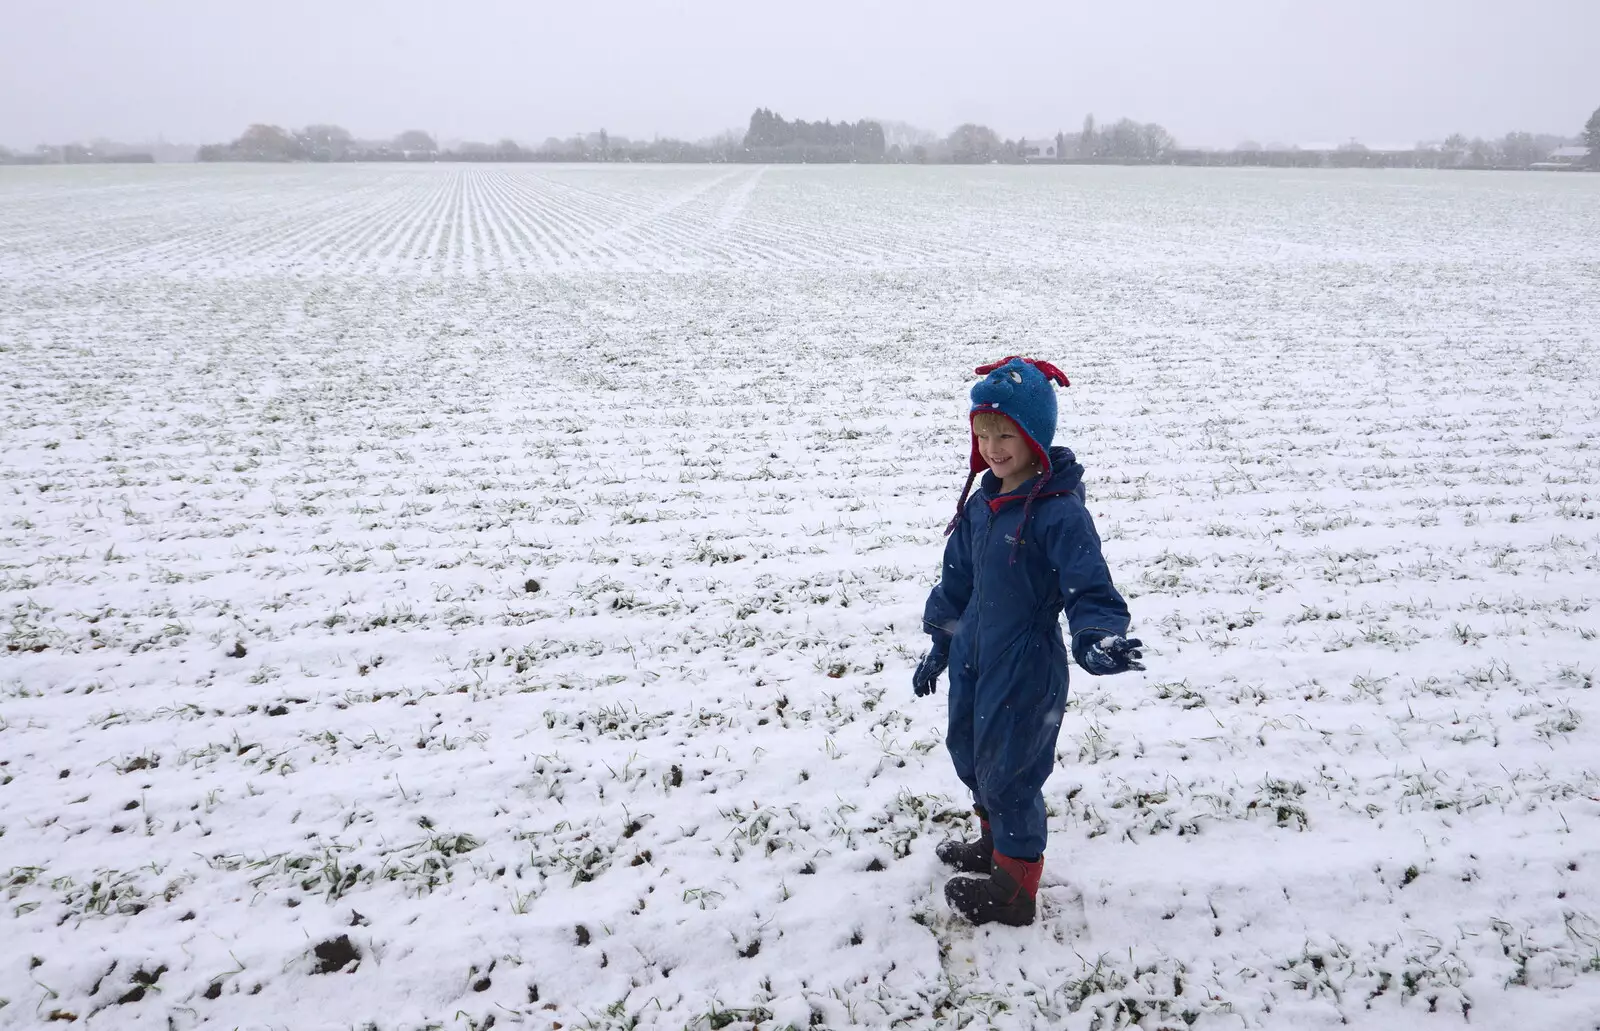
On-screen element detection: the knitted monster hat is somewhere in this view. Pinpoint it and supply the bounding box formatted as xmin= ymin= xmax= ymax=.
xmin=946 ymin=356 xmax=1072 ymax=536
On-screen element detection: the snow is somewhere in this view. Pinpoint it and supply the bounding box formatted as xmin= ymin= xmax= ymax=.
xmin=1 ymin=163 xmax=1599 ymax=1030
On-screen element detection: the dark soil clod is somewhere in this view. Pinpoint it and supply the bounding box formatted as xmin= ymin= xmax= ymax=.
xmin=130 ymin=966 xmax=167 ymax=986
xmin=312 ymin=934 xmax=360 ymax=974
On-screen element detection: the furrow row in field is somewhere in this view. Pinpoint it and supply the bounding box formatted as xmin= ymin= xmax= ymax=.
xmin=270 ymin=176 xmax=444 ymax=273
xmin=506 ymin=173 xmax=625 ymax=266
xmin=0 ymin=180 xmax=241 ymax=263
xmin=0 ymin=172 xmax=363 ymax=271
xmin=489 ymin=170 xmax=619 ymax=268
xmin=315 ymin=176 xmax=448 ymax=275
xmin=0 ymin=166 xmax=1169 ymax=277
xmin=499 ymin=172 xmax=636 ymax=269
xmin=467 ymin=170 xmax=572 ymax=266
xmin=474 ymin=167 xmax=714 ymax=270
xmin=179 ymin=182 xmax=413 ymax=273
xmin=378 ymin=170 xmax=458 ymax=272
xmin=6 ymin=165 xmax=1598 ymax=282
xmin=56 ymin=178 xmax=395 ymax=275
xmin=0 ymin=171 xmax=271 ymax=236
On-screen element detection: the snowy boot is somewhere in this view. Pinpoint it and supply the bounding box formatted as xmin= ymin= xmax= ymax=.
xmin=945 ymin=851 xmax=1042 ymax=927
xmin=935 ymin=806 xmax=993 ymax=874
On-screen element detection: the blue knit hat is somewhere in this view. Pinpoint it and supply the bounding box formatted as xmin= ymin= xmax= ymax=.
xmin=947 ymin=356 xmax=1071 ymax=536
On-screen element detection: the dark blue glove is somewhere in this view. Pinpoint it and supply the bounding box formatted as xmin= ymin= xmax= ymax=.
xmin=912 ymin=638 xmax=950 ymax=697
xmin=1079 ymin=635 xmax=1145 ymax=675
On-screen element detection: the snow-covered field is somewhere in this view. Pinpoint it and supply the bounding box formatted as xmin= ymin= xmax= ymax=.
xmin=2 ymin=163 xmax=1599 ymax=1030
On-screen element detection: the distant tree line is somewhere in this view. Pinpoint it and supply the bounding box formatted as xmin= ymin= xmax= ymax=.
xmin=185 ymin=112 xmax=1180 ymax=166
xmin=0 ymin=142 xmax=156 ymax=165
xmin=192 ymin=122 xmax=744 ymax=163
xmin=741 ymin=109 xmax=887 ymax=161
xmin=196 ymin=124 xmax=437 ymax=162
xmin=935 ymin=115 xmax=1177 ymax=164
xmin=1180 ymin=130 xmax=1588 ymax=170
xmin=22 ymin=104 xmax=1589 ymax=169
xmin=1425 ymin=129 xmax=1584 ymax=169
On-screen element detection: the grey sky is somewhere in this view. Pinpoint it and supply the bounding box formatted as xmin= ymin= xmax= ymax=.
xmin=2 ymin=0 xmax=1594 ymax=149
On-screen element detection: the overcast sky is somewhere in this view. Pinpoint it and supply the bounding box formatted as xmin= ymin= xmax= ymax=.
xmin=2 ymin=0 xmax=1595 ymax=149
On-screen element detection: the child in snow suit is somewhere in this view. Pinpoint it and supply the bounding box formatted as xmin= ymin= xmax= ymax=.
xmin=913 ymin=356 xmax=1143 ymax=927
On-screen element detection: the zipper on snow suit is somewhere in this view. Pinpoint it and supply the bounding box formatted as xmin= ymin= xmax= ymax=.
xmin=971 ymin=500 xmax=996 ymax=673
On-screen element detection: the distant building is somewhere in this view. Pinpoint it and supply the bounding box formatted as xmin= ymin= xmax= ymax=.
xmin=1529 ymin=146 xmax=1591 ymax=171
xmin=584 ymin=132 xmax=631 ymax=151
xmin=1018 ymin=136 xmax=1059 ymax=160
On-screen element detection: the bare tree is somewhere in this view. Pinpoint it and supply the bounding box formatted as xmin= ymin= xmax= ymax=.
xmin=879 ymin=120 xmax=940 ymax=150
xmin=1467 ymin=137 xmax=1499 ymax=166
xmin=235 ymin=124 xmax=301 ymax=160
xmin=1100 ymin=119 xmax=1142 ymax=159
xmin=1139 ymin=123 xmax=1175 ymax=160
xmin=299 ymin=124 xmax=353 ymax=161
xmin=393 ymin=130 xmax=438 ymax=154
xmin=947 ymin=123 xmax=1001 ymax=163
xmin=1499 ymin=131 xmax=1538 ymax=168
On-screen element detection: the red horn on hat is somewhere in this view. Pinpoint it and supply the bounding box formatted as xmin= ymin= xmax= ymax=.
xmin=974 ymin=356 xmax=1070 ymax=387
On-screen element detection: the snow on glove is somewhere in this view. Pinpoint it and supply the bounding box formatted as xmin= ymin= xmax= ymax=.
xmin=912 ymin=639 xmax=950 ymax=697
xmin=1080 ymin=635 xmax=1145 ymax=675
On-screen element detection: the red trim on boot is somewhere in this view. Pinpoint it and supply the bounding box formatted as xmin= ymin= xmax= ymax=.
xmin=992 ymin=852 xmax=1043 ymax=903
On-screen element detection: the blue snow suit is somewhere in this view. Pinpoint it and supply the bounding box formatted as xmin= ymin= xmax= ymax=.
xmin=923 ymin=445 xmax=1130 ymax=859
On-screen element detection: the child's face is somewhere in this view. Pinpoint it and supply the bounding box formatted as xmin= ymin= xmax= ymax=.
xmin=975 ymin=422 xmax=1033 ymax=481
